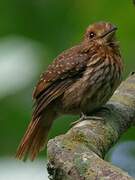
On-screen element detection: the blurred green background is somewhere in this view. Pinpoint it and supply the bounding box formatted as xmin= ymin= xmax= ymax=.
xmin=0 ymin=0 xmax=135 ymax=179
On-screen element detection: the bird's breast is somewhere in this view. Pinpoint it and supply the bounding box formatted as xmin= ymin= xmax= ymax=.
xmin=60 ymin=50 xmax=122 ymax=115
xmin=81 ymin=51 xmax=122 ymax=113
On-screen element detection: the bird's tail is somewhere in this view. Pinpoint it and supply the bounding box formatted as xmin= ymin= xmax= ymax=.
xmin=16 ymin=110 xmax=56 ymax=161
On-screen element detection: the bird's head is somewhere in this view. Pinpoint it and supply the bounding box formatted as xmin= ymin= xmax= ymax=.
xmin=84 ymin=22 xmax=118 ymax=46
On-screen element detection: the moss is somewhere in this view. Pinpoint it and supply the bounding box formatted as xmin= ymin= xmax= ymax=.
xmin=123 ymin=82 xmax=135 ymax=90
xmin=111 ymin=94 xmax=135 ymax=108
xmin=60 ymin=130 xmax=88 ymax=150
xmin=74 ymin=153 xmax=89 ymax=177
xmin=62 ymin=138 xmax=79 ymax=151
xmin=85 ymin=169 xmax=97 ymax=180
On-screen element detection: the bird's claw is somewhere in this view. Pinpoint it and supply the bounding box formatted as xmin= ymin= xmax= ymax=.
xmin=71 ymin=112 xmax=104 ymax=126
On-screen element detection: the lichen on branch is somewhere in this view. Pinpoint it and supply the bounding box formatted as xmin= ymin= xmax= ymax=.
xmin=47 ymin=74 xmax=135 ymax=180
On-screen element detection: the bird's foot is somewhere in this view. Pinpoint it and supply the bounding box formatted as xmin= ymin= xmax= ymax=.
xmin=71 ymin=112 xmax=104 ymax=126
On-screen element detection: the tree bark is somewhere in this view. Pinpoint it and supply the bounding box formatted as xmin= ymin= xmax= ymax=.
xmin=47 ymin=73 xmax=135 ymax=180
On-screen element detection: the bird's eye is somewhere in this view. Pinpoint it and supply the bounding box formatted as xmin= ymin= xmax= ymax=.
xmin=89 ymin=32 xmax=95 ymax=38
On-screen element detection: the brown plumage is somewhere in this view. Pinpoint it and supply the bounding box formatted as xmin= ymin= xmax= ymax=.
xmin=16 ymin=22 xmax=123 ymax=160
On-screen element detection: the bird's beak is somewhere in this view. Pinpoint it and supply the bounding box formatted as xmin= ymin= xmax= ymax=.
xmin=102 ymin=26 xmax=117 ymax=41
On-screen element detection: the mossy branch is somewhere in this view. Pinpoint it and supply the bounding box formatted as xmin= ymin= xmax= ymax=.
xmin=47 ymin=73 xmax=135 ymax=180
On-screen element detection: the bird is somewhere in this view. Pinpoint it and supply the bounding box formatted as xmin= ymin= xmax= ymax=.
xmin=16 ymin=22 xmax=123 ymax=161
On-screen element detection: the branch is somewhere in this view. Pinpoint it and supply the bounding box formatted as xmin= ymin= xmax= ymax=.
xmin=47 ymin=73 xmax=135 ymax=180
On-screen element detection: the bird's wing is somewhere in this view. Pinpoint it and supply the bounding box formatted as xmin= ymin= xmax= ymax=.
xmin=32 ymin=45 xmax=90 ymax=119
